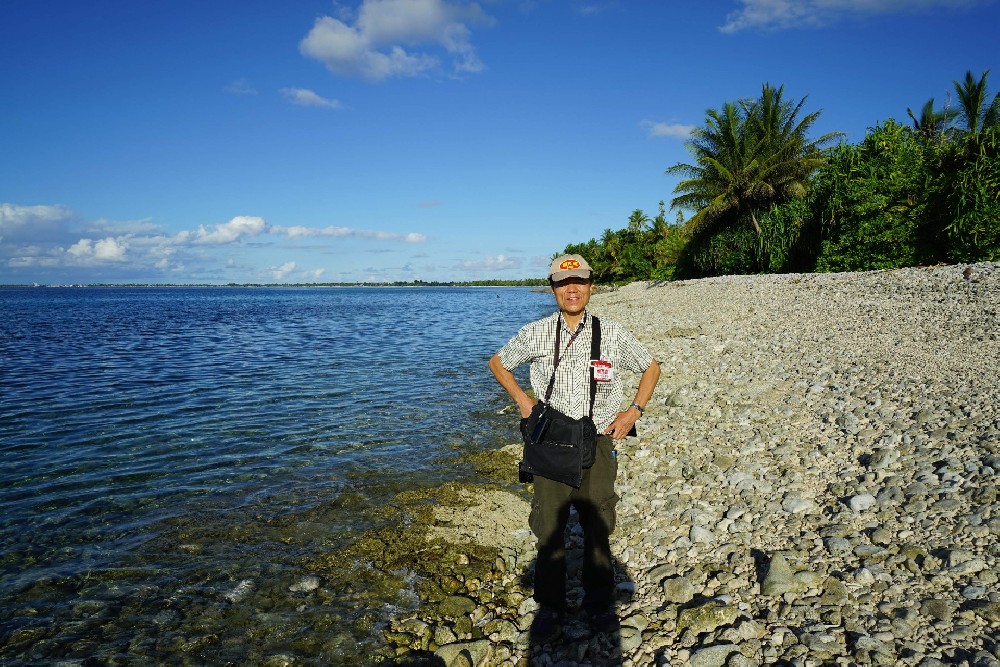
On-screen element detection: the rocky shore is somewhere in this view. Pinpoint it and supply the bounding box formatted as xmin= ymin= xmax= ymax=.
xmin=379 ymin=263 xmax=1000 ymax=667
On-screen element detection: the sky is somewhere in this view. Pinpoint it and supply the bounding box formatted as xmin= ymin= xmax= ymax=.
xmin=1 ymin=0 xmax=998 ymax=285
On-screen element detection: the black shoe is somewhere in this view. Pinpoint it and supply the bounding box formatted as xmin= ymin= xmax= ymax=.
xmin=585 ymin=605 xmax=619 ymax=634
xmin=529 ymin=606 xmax=563 ymax=643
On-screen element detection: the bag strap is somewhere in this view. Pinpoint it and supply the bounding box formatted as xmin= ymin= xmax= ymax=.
xmin=542 ymin=314 xmax=601 ymax=419
xmin=588 ymin=316 xmax=601 ymax=418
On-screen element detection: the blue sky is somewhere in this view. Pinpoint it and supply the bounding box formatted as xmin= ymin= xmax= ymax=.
xmin=2 ymin=0 xmax=997 ymax=284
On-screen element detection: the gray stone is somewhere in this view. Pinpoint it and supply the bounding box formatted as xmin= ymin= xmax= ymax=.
xmin=969 ymin=600 xmax=1000 ymax=623
xmin=434 ymin=640 xmax=494 ymax=667
xmin=848 ymin=494 xmax=878 ymax=511
xmin=761 ymin=553 xmax=805 ymax=596
xmin=825 ymin=536 xmax=853 ymax=556
xmin=869 ymin=447 xmax=900 ymax=469
xmin=688 ymin=643 xmax=740 ymax=667
xmin=691 ymin=525 xmax=715 ymax=544
xmin=782 ymin=496 xmax=816 ymax=514
xmin=619 ymin=625 xmax=643 ymax=653
xmin=920 ymin=598 xmax=957 ymax=622
xmin=662 ymin=576 xmax=696 ymax=604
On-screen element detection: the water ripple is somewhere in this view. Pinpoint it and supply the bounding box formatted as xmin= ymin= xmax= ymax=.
xmin=1 ymin=286 xmax=551 ymax=661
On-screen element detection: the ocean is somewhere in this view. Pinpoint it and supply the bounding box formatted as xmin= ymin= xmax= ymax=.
xmin=0 ymin=286 xmax=553 ymax=664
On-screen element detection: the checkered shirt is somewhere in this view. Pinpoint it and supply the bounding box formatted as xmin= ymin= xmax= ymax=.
xmin=496 ymin=310 xmax=654 ymax=433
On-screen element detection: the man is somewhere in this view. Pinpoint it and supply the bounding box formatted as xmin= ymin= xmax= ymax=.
xmin=488 ymin=254 xmax=660 ymax=641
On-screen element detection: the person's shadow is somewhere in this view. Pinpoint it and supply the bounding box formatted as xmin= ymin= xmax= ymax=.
xmin=522 ymin=501 xmax=634 ymax=667
xmin=379 ymin=501 xmax=633 ymax=667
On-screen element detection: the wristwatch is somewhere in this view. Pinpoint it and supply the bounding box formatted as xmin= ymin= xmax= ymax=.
xmin=630 ymin=402 xmax=644 ymax=416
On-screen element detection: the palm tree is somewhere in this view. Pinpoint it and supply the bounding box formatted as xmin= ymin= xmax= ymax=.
xmin=599 ymin=228 xmax=621 ymax=277
xmin=906 ymin=97 xmax=958 ymax=142
xmin=627 ymin=209 xmax=651 ymax=234
xmin=953 ymin=69 xmax=1000 ymax=136
xmin=667 ymin=83 xmax=843 ymax=238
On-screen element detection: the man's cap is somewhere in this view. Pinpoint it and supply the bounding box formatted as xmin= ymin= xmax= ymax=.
xmin=548 ymin=254 xmax=592 ymax=281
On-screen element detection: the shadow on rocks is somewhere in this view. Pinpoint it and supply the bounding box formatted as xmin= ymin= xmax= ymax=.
xmin=379 ymin=654 xmax=446 ymax=667
xmin=520 ymin=502 xmax=635 ymax=667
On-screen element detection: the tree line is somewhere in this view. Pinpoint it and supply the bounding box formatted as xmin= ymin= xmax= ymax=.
xmin=563 ymin=70 xmax=1000 ymax=282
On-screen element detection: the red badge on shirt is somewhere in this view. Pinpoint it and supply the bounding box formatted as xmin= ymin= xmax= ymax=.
xmin=591 ymin=359 xmax=613 ymax=382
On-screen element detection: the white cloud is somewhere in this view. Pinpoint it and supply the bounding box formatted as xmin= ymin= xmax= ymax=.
xmin=2 ymin=203 xmax=430 ymax=283
xmin=269 ymin=261 xmax=296 ymax=281
xmin=641 ymin=120 xmax=696 ymax=139
xmin=67 ymin=239 xmax=93 ymax=258
xmin=272 ymin=225 xmax=427 ymax=243
xmin=720 ymin=0 xmax=988 ymax=32
xmin=281 ymin=87 xmax=342 ymax=109
xmin=66 ymin=236 xmax=128 ymax=263
xmin=299 ymin=0 xmax=493 ymax=81
xmin=192 ymin=216 xmax=268 ymax=245
xmin=94 ymin=237 xmax=128 ymax=261
xmin=0 ymin=203 xmax=72 ymax=228
xmin=0 ymin=203 xmax=74 ymax=243
xmin=462 ymin=254 xmax=521 ymax=271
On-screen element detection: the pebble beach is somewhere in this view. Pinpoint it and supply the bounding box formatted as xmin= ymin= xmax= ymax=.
xmin=379 ymin=262 xmax=1000 ymax=667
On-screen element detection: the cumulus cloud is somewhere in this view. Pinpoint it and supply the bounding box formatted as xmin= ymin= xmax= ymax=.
xmin=299 ymin=0 xmax=494 ymax=81
xmin=1 ymin=204 xmax=430 ymax=283
xmin=192 ymin=216 xmax=268 ymax=245
xmin=280 ymin=87 xmax=342 ymax=109
xmin=641 ymin=120 xmax=696 ymax=139
xmin=67 ymin=237 xmax=128 ymax=263
xmin=269 ymin=261 xmax=297 ymax=281
xmin=272 ymin=225 xmax=427 ymax=243
xmin=720 ymin=0 xmax=988 ymax=32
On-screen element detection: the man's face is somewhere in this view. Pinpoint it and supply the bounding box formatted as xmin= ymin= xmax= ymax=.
xmin=551 ymin=276 xmax=593 ymax=316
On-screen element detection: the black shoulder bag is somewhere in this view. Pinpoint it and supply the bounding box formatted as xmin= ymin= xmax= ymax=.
xmin=518 ymin=315 xmax=601 ymax=488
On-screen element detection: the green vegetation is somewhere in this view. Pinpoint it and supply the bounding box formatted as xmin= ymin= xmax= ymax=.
xmin=562 ymin=70 xmax=1000 ymax=281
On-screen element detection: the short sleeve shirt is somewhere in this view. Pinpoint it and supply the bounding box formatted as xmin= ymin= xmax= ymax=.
xmin=496 ymin=310 xmax=653 ymax=433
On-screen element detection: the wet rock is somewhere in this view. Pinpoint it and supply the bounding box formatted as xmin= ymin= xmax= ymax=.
xmin=289 ymin=575 xmax=321 ymax=593
xmin=437 ymin=595 xmax=477 ymax=619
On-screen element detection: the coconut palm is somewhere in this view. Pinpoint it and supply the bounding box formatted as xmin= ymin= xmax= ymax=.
xmin=953 ymin=69 xmax=1000 ymax=136
xmin=626 ymin=209 xmax=651 ymax=234
xmin=667 ymin=83 xmax=843 ymax=238
xmin=906 ymin=97 xmax=959 ymax=142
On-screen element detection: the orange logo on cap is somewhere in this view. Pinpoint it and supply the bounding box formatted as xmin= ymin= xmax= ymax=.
xmin=559 ymin=259 xmax=581 ymax=270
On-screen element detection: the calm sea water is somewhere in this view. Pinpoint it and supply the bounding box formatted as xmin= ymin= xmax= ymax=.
xmin=0 ymin=286 xmax=552 ymax=664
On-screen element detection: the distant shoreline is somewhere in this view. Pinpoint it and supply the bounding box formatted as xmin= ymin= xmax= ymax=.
xmin=0 ymin=281 xmax=549 ymax=289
